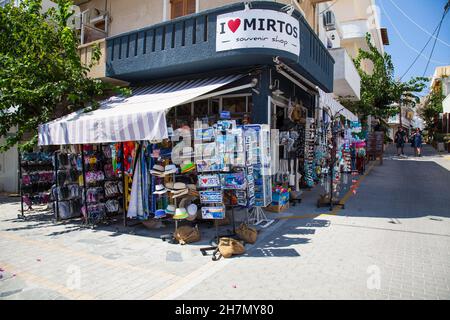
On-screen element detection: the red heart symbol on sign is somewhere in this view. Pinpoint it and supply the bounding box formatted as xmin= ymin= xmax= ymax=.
xmin=202 ymin=179 xmax=208 ymax=184
xmin=228 ymin=19 xmax=241 ymax=33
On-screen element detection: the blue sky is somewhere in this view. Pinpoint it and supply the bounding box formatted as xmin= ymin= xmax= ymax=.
xmin=378 ymin=0 xmax=450 ymax=94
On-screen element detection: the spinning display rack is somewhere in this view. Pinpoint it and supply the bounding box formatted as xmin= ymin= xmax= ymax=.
xmin=53 ymin=144 xmax=124 ymax=226
xmin=53 ymin=151 xmax=82 ymax=221
xmin=18 ymin=151 xmax=55 ymax=219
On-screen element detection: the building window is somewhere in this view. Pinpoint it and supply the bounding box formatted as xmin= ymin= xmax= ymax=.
xmin=170 ymin=0 xmax=196 ymax=19
xmin=221 ymin=96 xmax=252 ymax=124
xmin=222 ymin=97 xmax=246 ymax=114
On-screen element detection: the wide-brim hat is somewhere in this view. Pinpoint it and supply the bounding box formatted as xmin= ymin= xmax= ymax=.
xmin=164 ymin=164 xmax=177 ymax=175
xmin=165 ymin=204 xmax=176 ymax=214
xmin=150 ymin=164 xmax=165 ymax=176
xmin=172 ymin=182 xmax=187 ymax=191
xmin=165 ymin=182 xmax=174 ymax=191
xmin=173 ymin=207 xmax=188 ymax=220
xmin=154 ymin=209 xmax=166 ymax=218
xmin=186 ymin=204 xmax=198 ymax=221
xmin=153 ymin=184 xmax=167 ymax=194
xmin=172 ymin=188 xmax=189 ymax=198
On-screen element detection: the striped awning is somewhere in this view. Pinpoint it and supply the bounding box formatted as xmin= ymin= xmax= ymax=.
xmin=318 ymin=88 xmax=358 ymax=122
xmin=38 ymin=75 xmax=242 ymax=145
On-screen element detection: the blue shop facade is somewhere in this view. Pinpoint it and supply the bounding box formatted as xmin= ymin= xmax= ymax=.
xmin=37 ymin=1 xmax=353 ymax=226
xmin=105 ymin=1 xmax=334 ymax=127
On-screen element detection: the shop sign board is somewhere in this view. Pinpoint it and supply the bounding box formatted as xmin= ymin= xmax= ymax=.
xmin=200 ymin=190 xmax=223 ymax=203
xmin=220 ymin=172 xmax=246 ymax=190
xmin=198 ymin=174 xmax=221 ymax=188
xmin=201 ymin=206 xmax=226 ymax=219
xmin=216 ymin=9 xmax=300 ymax=57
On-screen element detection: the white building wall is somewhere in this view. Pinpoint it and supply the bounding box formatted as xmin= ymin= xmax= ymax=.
xmin=0 ymin=138 xmax=19 ymax=193
xmin=443 ymin=94 xmax=450 ymax=114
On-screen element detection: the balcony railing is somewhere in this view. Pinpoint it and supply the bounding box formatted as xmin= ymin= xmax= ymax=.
xmin=105 ymin=1 xmax=334 ymax=92
xmin=328 ymin=47 xmax=360 ymax=100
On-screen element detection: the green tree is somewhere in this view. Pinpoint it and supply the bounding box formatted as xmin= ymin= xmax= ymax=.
xmin=419 ymin=81 xmax=445 ymax=141
xmin=0 ymin=0 xmax=127 ymax=152
xmin=340 ymin=34 xmax=426 ymax=122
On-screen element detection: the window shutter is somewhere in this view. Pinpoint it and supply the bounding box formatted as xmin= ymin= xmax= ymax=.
xmin=171 ymin=0 xmax=184 ymax=19
xmin=186 ymin=0 xmax=196 ymax=15
xmin=171 ymin=0 xmax=196 ymax=19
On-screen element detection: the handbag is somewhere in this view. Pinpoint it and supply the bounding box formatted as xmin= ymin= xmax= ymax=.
xmin=236 ymin=223 xmax=257 ymax=244
xmin=174 ymin=225 xmax=201 ymax=245
xmin=218 ymin=237 xmax=245 ymax=258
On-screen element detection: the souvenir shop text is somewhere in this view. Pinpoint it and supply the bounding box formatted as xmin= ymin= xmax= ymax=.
xmin=216 ymin=9 xmax=300 ymax=56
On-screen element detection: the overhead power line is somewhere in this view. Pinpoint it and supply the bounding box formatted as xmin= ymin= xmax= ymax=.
xmin=387 ymin=0 xmax=450 ymax=48
xmin=422 ymin=2 xmax=449 ymax=77
xmin=380 ymin=0 xmax=447 ymax=67
xmin=399 ymin=21 xmax=441 ymax=80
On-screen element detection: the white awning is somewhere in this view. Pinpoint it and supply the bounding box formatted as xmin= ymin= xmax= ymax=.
xmin=38 ymin=75 xmax=242 ymax=145
xmin=318 ymin=88 xmax=358 ymax=122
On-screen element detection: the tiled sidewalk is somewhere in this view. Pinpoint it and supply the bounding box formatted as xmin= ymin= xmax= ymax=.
xmin=1 ymin=146 xmax=449 ymax=299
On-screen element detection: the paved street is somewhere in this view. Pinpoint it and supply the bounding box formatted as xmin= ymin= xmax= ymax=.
xmin=1 ymin=144 xmax=449 ymax=300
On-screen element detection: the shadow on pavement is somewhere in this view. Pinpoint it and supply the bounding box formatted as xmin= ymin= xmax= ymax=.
xmin=244 ymin=217 xmax=331 ymax=258
xmin=0 ymin=195 xmax=20 ymax=205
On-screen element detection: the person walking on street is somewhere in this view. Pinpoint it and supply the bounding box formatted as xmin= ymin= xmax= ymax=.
xmin=411 ymin=128 xmax=423 ymax=157
xmin=394 ymin=126 xmax=406 ymax=156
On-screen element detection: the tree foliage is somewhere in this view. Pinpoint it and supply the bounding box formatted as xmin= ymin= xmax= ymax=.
xmin=0 ymin=0 xmax=127 ymax=152
xmin=419 ymin=81 xmax=444 ymax=139
xmin=340 ymin=33 xmax=426 ymax=121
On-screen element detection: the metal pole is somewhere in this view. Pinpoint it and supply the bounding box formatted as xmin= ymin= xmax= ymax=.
xmin=80 ymin=144 xmax=88 ymax=226
xmin=54 ymin=152 xmax=60 ymax=222
xmin=121 ymin=142 xmax=126 ymax=227
xmin=18 ymin=151 xmax=24 ymax=218
xmin=329 ymin=122 xmax=336 ymax=211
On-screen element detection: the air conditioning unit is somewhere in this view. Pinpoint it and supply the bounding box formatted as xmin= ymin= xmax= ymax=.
xmin=80 ymin=8 xmax=108 ymax=30
xmin=323 ymin=10 xmax=336 ymax=31
xmin=89 ymin=8 xmax=108 ymax=26
xmin=325 ymin=29 xmax=341 ymax=49
xmin=80 ymin=8 xmax=109 ymax=44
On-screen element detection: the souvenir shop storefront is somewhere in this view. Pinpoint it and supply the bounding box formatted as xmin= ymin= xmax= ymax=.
xmin=33 ymin=69 xmax=360 ymax=235
xmin=36 ymin=73 xmax=276 ymax=253
xmin=27 ymin=2 xmax=363 ymax=253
